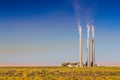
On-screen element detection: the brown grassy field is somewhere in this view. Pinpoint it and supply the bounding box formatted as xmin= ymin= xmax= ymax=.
xmin=0 ymin=66 xmax=120 ymax=80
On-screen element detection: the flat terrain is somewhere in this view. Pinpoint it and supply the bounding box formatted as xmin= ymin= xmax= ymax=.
xmin=0 ymin=66 xmax=120 ymax=80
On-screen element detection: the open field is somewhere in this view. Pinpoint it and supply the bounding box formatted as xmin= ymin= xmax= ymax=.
xmin=0 ymin=66 xmax=120 ymax=80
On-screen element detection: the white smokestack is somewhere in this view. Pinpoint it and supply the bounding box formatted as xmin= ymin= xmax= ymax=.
xmin=78 ymin=21 xmax=83 ymax=67
xmin=87 ymin=23 xmax=90 ymax=67
xmin=91 ymin=24 xmax=95 ymax=67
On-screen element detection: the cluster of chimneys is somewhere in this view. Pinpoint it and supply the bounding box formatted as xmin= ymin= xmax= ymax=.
xmin=78 ymin=23 xmax=95 ymax=67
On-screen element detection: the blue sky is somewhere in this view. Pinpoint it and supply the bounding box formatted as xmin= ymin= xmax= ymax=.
xmin=0 ymin=0 xmax=120 ymax=66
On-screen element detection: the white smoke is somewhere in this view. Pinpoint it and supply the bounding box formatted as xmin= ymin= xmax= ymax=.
xmin=73 ymin=0 xmax=95 ymax=24
xmin=78 ymin=21 xmax=82 ymax=37
xmin=91 ymin=24 xmax=94 ymax=39
xmin=86 ymin=23 xmax=90 ymax=38
xmin=73 ymin=0 xmax=95 ymax=39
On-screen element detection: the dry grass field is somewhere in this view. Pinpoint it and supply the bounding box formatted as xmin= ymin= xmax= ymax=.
xmin=0 ymin=66 xmax=120 ymax=80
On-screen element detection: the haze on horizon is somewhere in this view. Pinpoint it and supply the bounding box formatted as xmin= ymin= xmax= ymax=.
xmin=0 ymin=0 xmax=120 ymax=66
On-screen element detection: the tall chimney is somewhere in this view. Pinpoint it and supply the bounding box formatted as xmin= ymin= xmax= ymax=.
xmin=87 ymin=24 xmax=90 ymax=67
xmin=92 ymin=25 xmax=95 ymax=66
xmin=78 ymin=23 xmax=83 ymax=67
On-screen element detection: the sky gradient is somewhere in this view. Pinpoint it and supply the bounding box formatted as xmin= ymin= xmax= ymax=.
xmin=0 ymin=0 xmax=120 ymax=66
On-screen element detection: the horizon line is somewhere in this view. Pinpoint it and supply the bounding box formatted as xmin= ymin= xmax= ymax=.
xmin=0 ymin=62 xmax=120 ymax=67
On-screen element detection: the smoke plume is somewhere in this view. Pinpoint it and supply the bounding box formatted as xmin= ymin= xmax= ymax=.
xmin=91 ymin=24 xmax=95 ymax=39
xmin=78 ymin=21 xmax=82 ymax=37
xmin=73 ymin=0 xmax=95 ymax=26
xmin=86 ymin=23 xmax=90 ymax=38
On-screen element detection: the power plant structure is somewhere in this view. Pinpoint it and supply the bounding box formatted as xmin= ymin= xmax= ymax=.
xmin=78 ymin=23 xmax=96 ymax=67
xmin=61 ymin=23 xmax=96 ymax=67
